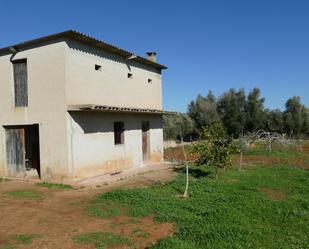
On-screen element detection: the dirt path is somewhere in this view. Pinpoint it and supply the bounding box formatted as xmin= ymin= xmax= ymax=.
xmin=0 ymin=166 xmax=176 ymax=249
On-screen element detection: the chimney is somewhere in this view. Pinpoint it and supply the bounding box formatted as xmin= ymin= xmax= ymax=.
xmin=146 ymin=52 xmax=157 ymax=62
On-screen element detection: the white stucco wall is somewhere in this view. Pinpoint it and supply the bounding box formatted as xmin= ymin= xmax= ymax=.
xmin=0 ymin=37 xmax=165 ymax=181
xmin=67 ymin=112 xmax=163 ymax=179
xmin=64 ymin=39 xmax=163 ymax=110
xmin=0 ymin=126 xmax=5 ymax=176
xmin=0 ymin=41 xmax=69 ymax=181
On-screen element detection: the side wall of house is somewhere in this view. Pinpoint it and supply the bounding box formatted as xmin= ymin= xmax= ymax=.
xmin=67 ymin=112 xmax=163 ymax=179
xmin=64 ymin=39 xmax=163 ymax=110
xmin=0 ymin=126 xmax=5 ymax=176
xmin=0 ymin=41 xmax=70 ymax=181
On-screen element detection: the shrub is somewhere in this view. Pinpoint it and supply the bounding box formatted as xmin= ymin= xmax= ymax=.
xmin=193 ymin=122 xmax=238 ymax=178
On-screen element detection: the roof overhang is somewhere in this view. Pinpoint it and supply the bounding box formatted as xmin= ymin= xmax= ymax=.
xmin=0 ymin=30 xmax=167 ymax=70
xmin=67 ymin=105 xmax=176 ymax=115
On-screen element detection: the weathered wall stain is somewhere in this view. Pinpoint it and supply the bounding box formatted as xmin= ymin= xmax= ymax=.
xmin=74 ymin=158 xmax=133 ymax=179
xmin=149 ymin=152 xmax=163 ymax=163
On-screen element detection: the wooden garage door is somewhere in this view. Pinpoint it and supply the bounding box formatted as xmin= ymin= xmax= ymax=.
xmin=5 ymin=128 xmax=25 ymax=176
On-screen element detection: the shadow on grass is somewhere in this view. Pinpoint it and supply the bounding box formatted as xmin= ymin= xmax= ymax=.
xmin=173 ymin=166 xmax=212 ymax=179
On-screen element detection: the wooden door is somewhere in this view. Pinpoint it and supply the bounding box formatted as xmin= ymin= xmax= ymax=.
xmin=5 ymin=128 xmax=25 ymax=176
xmin=142 ymin=121 xmax=150 ymax=161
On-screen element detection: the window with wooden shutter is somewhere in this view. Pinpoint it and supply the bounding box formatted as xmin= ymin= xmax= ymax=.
xmin=13 ymin=59 xmax=28 ymax=107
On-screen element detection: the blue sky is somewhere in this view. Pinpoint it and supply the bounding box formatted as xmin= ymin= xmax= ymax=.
xmin=0 ymin=0 xmax=308 ymax=112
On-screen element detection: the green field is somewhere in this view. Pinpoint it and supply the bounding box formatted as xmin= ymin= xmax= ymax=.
xmin=88 ymin=161 xmax=309 ymax=248
xmin=1 ymin=148 xmax=308 ymax=249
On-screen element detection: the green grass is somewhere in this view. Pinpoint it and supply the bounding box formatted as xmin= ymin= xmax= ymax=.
xmin=10 ymin=234 xmax=40 ymax=245
xmin=244 ymin=148 xmax=307 ymax=159
xmin=132 ymin=228 xmax=150 ymax=238
xmin=88 ymin=165 xmax=309 ymax=249
xmin=87 ymin=200 xmax=124 ymax=218
xmin=36 ymin=181 xmax=74 ymax=190
xmin=0 ymin=234 xmax=40 ymax=249
xmin=0 ymin=177 xmax=9 ymax=182
xmin=73 ymin=232 xmax=132 ymax=249
xmin=6 ymin=190 xmax=42 ymax=200
xmin=0 ymin=245 xmax=17 ymax=249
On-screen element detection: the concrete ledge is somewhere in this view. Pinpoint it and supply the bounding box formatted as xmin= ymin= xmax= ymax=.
xmin=69 ymin=162 xmax=173 ymax=187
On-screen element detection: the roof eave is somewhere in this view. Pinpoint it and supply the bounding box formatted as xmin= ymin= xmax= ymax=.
xmin=0 ymin=30 xmax=168 ymax=70
xmin=67 ymin=104 xmax=176 ymax=115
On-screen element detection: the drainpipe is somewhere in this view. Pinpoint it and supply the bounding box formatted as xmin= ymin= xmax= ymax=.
xmin=9 ymin=47 xmax=18 ymax=62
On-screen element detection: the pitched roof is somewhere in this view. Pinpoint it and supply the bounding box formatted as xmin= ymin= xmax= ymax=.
xmin=0 ymin=30 xmax=167 ymax=70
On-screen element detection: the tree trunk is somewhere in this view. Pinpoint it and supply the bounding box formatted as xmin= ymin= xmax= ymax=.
xmin=239 ymin=128 xmax=244 ymax=171
xmin=215 ymin=166 xmax=218 ymax=180
xmin=180 ymin=128 xmax=189 ymax=198
xmin=268 ymin=132 xmax=272 ymax=152
xmin=183 ymin=160 xmax=189 ymax=197
xmin=239 ymin=150 xmax=243 ymax=171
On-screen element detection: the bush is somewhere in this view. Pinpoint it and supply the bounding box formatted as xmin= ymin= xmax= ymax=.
xmin=193 ymin=122 xmax=238 ymax=178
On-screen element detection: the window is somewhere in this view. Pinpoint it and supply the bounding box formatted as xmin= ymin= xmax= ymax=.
xmin=95 ymin=64 xmax=102 ymax=71
xmin=127 ymin=73 xmax=133 ymax=79
xmin=13 ymin=59 xmax=28 ymax=107
xmin=148 ymin=78 xmax=152 ymax=84
xmin=114 ymin=122 xmax=124 ymax=144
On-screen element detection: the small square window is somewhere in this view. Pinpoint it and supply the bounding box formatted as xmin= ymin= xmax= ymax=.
xmin=95 ymin=64 xmax=102 ymax=71
xmin=148 ymin=78 xmax=152 ymax=84
xmin=114 ymin=122 xmax=124 ymax=144
xmin=128 ymin=73 xmax=133 ymax=79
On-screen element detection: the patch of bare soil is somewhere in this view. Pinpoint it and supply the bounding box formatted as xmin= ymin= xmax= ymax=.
xmin=164 ymin=147 xmax=198 ymax=162
xmin=164 ymin=143 xmax=309 ymax=169
xmin=260 ymin=187 xmax=286 ymax=201
xmin=233 ymin=155 xmax=309 ymax=170
xmin=73 ymin=163 xmax=177 ymax=188
xmin=292 ymin=143 xmax=309 ymax=154
xmin=0 ymin=169 xmax=176 ymax=249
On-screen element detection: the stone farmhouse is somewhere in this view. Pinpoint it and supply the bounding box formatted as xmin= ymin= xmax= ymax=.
xmin=0 ymin=30 xmax=167 ymax=181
